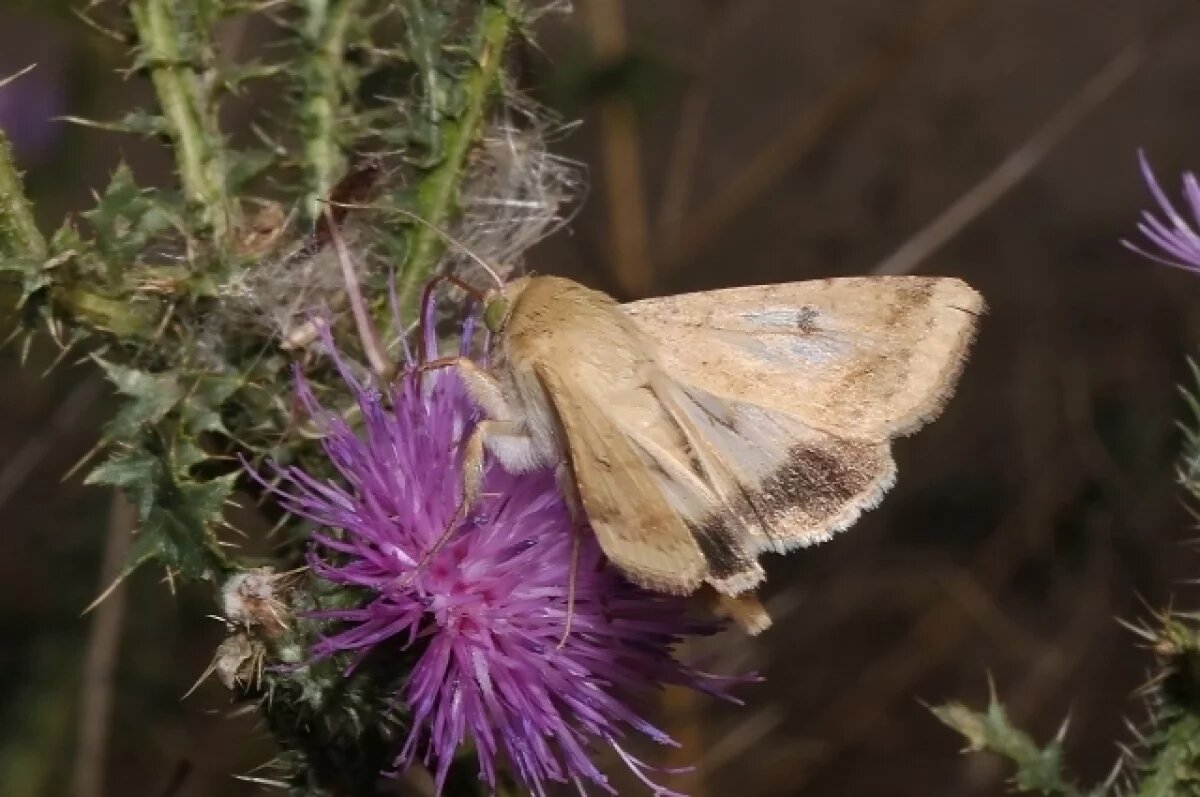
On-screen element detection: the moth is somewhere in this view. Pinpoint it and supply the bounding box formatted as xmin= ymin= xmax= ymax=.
xmin=438 ymin=274 xmax=982 ymax=633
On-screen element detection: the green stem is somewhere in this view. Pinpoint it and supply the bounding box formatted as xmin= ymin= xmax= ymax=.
xmin=300 ymin=0 xmax=368 ymax=224
xmin=396 ymin=3 xmax=510 ymax=312
xmin=128 ymin=0 xmax=235 ymax=245
xmin=0 ymin=131 xmax=46 ymax=261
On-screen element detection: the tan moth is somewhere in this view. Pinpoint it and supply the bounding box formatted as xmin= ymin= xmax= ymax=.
xmin=437 ymin=273 xmax=984 ymax=634
xmin=320 ymin=195 xmax=981 ymax=632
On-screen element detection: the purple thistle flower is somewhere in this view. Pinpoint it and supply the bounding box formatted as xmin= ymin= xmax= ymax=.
xmin=265 ymin=320 xmax=743 ymax=796
xmin=1124 ymin=150 xmax=1200 ymax=272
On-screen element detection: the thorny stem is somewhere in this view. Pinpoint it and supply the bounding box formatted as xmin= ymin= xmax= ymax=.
xmin=0 ymin=131 xmax=46 ymax=262
xmin=300 ymin=0 xmax=368 ymax=224
xmin=128 ymin=0 xmax=236 ymax=246
xmin=396 ymin=3 xmax=511 ymax=313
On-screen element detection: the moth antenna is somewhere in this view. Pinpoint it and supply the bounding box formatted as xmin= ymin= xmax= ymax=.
xmin=328 ymin=200 xmax=505 ymax=288
xmin=400 ymin=208 xmax=505 ymax=288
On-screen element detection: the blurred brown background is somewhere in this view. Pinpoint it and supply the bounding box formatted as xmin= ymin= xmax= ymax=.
xmin=4 ymin=0 xmax=1200 ymax=795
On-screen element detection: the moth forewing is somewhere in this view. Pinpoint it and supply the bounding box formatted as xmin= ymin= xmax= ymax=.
xmin=620 ymin=276 xmax=984 ymax=441
xmin=460 ymin=274 xmax=983 ymax=634
xmin=533 ymin=359 xmax=710 ymax=595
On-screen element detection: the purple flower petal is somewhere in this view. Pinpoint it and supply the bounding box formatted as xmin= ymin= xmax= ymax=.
xmin=1124 ymin=150 xmax=1200 ymax=272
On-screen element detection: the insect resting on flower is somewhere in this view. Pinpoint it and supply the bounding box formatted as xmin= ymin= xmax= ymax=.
xmin=321 ymin=200 xmax=983 ymax=635
xmin=419 ymin=266 xmax=983 ymax=635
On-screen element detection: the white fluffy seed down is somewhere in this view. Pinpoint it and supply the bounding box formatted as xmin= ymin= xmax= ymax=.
xmin=221 ymin=567 xmax=289 ymax=633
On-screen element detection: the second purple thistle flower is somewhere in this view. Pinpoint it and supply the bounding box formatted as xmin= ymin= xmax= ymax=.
xmin=1125 ymin=150 xmax=1200 ymax=272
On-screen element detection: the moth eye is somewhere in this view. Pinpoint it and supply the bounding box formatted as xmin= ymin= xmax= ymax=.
xmin=483 ymin=296 xmax=510 ymax=333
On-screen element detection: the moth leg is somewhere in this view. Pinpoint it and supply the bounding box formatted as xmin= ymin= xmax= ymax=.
xmin=400 ymin=417 xmax=533 ymax=589
xmin=554 ymin=461 xmax=584 ymax=524
xmin=553 ymin=461 xmax=587 ymax=648
xmin=557 ymin=524 xmax=583 ymax=650
xmin=461 ymin=419 xmax=536 ymax=510
xmin=454 ymin=358 xmax=512 ymax=421
xmin=447 ymin=356 xmax=536 ymax=508
xmin=417 ymin=356 xmax=513 ymax=421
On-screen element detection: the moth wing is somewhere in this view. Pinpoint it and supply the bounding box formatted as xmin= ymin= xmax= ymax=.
xmin=531 ymin=362 xmax=711 ymax=595
xmin=653 ymin=377 xmax=897 ymax=554
xmin=622 ymin=276 xmax=983 ymax=441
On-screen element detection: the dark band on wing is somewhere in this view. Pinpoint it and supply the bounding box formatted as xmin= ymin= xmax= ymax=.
xmin=750 ymin=440 xmax=889 ymax=534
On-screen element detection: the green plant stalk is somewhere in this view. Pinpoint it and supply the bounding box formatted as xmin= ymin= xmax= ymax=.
xmin=0 ymin=131 xmax=46 ymax=261
xmin=396 ymin=3 xmax=510 ymax=312
xmin=301 ymin=0 xmax=367 ymax=223
xmin=128 ymin=0 xmax=235 ymax=245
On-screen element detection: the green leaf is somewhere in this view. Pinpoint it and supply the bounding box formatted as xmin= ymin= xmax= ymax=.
xmin=225 ymin=147 xmax=279 ymax=196
xmin=81 ymin=163 xmax=172 ymax=271
xmin=1138 ymin=713 xmax=1200 ymax=796
xmin=219 ymin=59 xmax=287 ymax=95
xmin=933 ymin=697 xmax=1087 ymax=796
xmin=96 ymin=359 xmax=185 ymax=438
xmin=0 ymin=254 xmax=47 ymax=308
xmin=85 ymin=449 xmax=162 ymax=518
xmin=59 ymin=110 xmax=168 ymax=137
xmin=180 ymin=372 xmax=242 ymax=438
xmin=171 ymin=438 xmax=210 ymax=473
xmin=47 ymin=217 xmax=82 ymax=250
xmin=126 ymin=470 xmax=236 ymax=582
xmin=0 ymin=129 xmax=45 ymax=261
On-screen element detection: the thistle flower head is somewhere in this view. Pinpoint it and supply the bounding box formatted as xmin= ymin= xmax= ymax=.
xmin=1124 ymin=150 xmax=1200 ymax=272
xmin=267 ymin=319 xmax=741 ymax=796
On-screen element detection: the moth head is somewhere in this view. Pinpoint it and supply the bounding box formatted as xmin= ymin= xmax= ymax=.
xmin=481 ymin=277 xmax=533 ymax=334
xmin=483 ymin=290 xmax=511 ymax=333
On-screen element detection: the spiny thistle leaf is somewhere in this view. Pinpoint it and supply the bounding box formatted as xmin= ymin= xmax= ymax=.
xmin=59 ymin=110 xmax=169 ymax=138
xmin=226 ymin=147 xmax=280 ymax=196
xmin=133 ymin=471 xmax=236 ymax=580
xmin=180 ymin=371 xmax=243 ymax=437
xmin=1135 ymin=712 xmax=1200 ymax=796
xmin=86 ymin=449 xmax=163 ymax=518
xmin=933 ymin=698 xmax=1090 ymax=796
xmin=0 ymin=130 xmax=46 ymax=261
xmin=88 ymin=450 xmax=234 ymax=584
xmin=81 ymin=164 xmax=173 ymax=269
xmin=95 ymin=359 xmax=185 ymax=439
